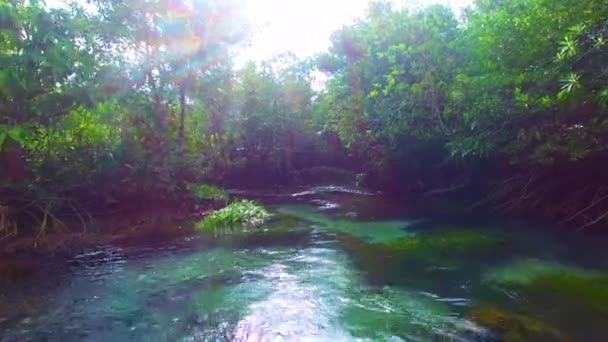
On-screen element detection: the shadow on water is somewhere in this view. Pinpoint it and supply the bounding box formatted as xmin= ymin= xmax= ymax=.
xmin=3 ymin=185 xmax=608 ymax=341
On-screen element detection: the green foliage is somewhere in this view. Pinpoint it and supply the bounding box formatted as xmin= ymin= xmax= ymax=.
xmin=195 ymin=200 xmax=271 ymax=233
xmin=187 ymin=184 xmax=229 ymax=202
xmin=2 ymin=0 xmax=608 ymax=240
xmin=228 ymin=55 xmax=317 ymax=175
xmin=316 ymin=0 xmax=608 ymax=166
xmin=24 ymin=102 xmax=122 ymax=183
xmin=0 ymin=0 xmax=98 ymax=124
xmin=0 ymin=125 xmax=28 ymax=151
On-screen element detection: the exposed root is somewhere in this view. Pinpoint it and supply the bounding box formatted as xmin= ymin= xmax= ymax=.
xmin=577 ymin=210 xmax=608 ymax=232
xmin=68 ymin=200 xmax=92 ymax=234
xmin=0 ymin=204 xmax=18 ymax=239
xmin=33 ymin=203 xmax=69 ymax=247
xmin=562 ymin=188 xmax=608 ymax=224
xmin=478 ymin=169 xmax=608 ymax=231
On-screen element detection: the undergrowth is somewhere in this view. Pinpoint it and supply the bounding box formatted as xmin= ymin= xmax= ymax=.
xmin=195 ymin=200 xmax=270 ymax=233
xmin=188 ymin=184 xmax=229 ymax=202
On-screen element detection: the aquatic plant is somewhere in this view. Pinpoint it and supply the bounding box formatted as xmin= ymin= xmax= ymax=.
xmin=276 ymin=205 xmax=413 ymax=242
xmin=195 ymin=200 xmax=271 ymax=232
xmin=265 ymin=214 xmax=304 ymax=231
xmin=383 ymin=229 xmax=504 ymax=256
xmin=341 ymin=286 xmax=463 ymax=340
xmin=188 ymin=184 xmax=229 ymax=202
xmin=468 ymin=306 xmax=565 ymax=342
xmin=486 ymin=258 xmax=608 ymax=313
xmin=484 ymin=258 xmax=571 ymax=286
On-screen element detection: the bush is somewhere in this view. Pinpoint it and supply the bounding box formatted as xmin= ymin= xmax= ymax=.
xmin=188 ymin=184 xmax=229 ymax=202
xmin=195 ymin=200 xmax=270 ymax=232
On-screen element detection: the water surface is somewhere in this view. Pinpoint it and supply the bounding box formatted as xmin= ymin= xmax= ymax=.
xmin=2 ymin=186 xmax=608 ymax=341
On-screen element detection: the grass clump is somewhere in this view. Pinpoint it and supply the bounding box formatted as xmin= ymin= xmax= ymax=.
xmin=188 ymin=184 xmax=229 ymax=202
xmin=195 ymin=200 xmax=270 ymax=233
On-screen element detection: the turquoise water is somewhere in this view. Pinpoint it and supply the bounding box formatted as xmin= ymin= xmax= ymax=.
xmin=2 ymin=186 xmax=608 ymax=341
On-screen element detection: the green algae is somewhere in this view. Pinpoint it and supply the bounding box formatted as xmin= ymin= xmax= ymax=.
xmin=265 ymin=213 xmax=305 ymax=230
xmin=485 ymin=258 xmax=576 ymax=286
xmin=278 ymin=205 xmax=501 ymax=254
xmin=336 ymin=228 xmax=507 ymax=290
xmin=276 ymin=205 xmax=414 ymax=242
xmin=486 ymin=258 xmax=608 ymax=314
xmin=341 ymin=286 xmax=463 ymax=340
xmin=468 ymin=306 xmax=567 ymax=342
xmin=383 ymin=229 xmax=504 ymax=257
xmin=148 ymin=248 xmax=271 ymax=288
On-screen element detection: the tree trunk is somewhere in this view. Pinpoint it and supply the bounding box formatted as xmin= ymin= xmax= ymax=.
xmin=178 ymin=84 xmax=186 ymax=157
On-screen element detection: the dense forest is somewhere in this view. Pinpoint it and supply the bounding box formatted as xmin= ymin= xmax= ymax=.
xmin=1 ymin=0 xmax=608 ymax=247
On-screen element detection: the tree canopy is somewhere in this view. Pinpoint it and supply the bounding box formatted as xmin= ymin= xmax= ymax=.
xmin=1 ymin=0 xmax=608 ymax=239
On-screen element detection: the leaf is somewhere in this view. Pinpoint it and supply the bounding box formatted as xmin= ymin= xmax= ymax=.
xmin=560 ymin=73 xmax=580 ymax=93
xmin=7 ymin=126 xmax=28 ymax=146
xmin=0 ymin=132 xmax=6 ymax=151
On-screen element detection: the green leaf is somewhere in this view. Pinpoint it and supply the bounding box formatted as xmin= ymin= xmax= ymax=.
xmin=0 ymin=132 xmax=6 ymax=151
xmin=8 ymin=126 xmax=27 ymax=146
xmin=560 ymin=73 xmax=580 ymax=93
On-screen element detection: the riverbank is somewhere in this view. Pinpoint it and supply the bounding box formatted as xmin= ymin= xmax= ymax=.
xmin=0 ymin=199 xmax=217 ymax=255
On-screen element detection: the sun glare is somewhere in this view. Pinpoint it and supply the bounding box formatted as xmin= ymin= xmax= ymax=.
xmin=238 ymin=0 xmax=472 ymax=65
xmin=239 ymin=0 xmax=370 ymax=63
xmin=45 ymin=0 xmax=471 ymax=65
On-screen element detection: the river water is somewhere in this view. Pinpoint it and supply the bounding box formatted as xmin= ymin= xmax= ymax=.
xmin=2 ymin=186 xmax=608 ymax=341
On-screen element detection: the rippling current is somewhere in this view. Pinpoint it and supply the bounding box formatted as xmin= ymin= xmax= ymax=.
xmin=2 ymin=185 xmax=608 ymax=341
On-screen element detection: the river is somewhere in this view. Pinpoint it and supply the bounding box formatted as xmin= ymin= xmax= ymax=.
xmin=2 ymin=186 xmax=608 ymax=341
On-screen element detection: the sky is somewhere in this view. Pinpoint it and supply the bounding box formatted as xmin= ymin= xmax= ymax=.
xmin=238 ymin=0 xmax=473 ymax=65
xmin=47 ymin=0 xmax=472 ymax=65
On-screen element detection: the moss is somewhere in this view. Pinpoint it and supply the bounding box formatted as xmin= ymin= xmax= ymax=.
xmin=195 ymin=200 xmax=270 ymax=233
xmin=468 ymin=306 xmax=567 ymax=342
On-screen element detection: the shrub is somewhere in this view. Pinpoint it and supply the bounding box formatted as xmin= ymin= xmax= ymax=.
xmin=188 ymin=184 xmax=229 ymax=202
xmin=195 ymin=200 xmax=270 ymax=232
